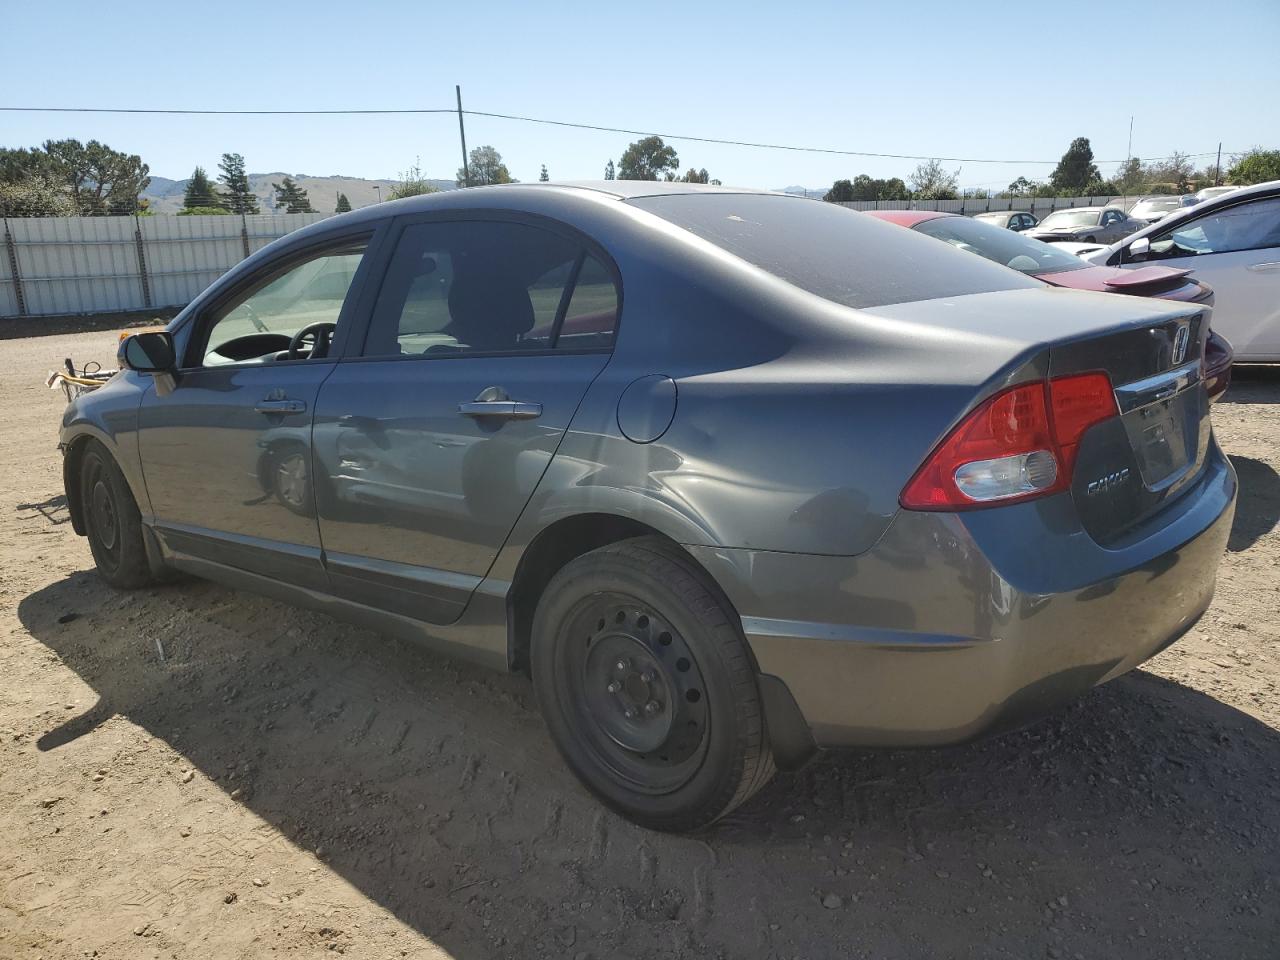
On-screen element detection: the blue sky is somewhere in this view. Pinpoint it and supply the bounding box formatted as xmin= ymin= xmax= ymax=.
xmin=2 ymin=0 xmax=1277 ymax=191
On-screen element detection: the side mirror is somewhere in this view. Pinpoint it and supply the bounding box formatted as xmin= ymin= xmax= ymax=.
xmin=118 ymin=331 xmax=176 ymax=373
xmin=1127 ymin=237 xmax=1151 ymax=261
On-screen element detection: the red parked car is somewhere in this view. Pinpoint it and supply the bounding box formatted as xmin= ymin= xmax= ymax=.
xmin=866 ymin=210 xmax=1233 ymax=399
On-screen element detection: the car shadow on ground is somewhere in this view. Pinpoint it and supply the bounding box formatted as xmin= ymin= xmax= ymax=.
xmin=1219 ymin=364 xmax=1280 ymax=404
xmin=17 ymin=573 xmax=1280 ymax=959
xmin=1228 ymin=455 xmax=1280 ymax=552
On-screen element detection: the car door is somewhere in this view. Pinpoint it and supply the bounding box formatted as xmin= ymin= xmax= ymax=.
xmin=311 ymin=215 xmax=620 ymax=624
xmin=1128 ymin=195 xmax=1280 ymax=359
xmin=137 ymin=231 xmax=378 ymax=589
xmin=1098 ymin=209 xmax=1127 ymax=242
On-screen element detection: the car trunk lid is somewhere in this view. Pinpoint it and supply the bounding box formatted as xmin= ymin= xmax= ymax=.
xmin=1048 ymin=309 xmax=1211 ymax=543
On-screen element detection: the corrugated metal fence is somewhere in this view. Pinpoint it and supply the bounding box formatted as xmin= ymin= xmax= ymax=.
xmin=0 ymin=212 xmax=332 ymax=318
xmin=835 ymin=195 xmax=1122 ymax=215
xmin=1 ymin=197 xmax=1126 ymax=319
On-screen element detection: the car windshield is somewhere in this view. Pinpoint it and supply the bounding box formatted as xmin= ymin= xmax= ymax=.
xmin=1039 ymin=210 xmax=1102 ymax=228
xmin=915 ymin=216 xmax=1088 ymax=276
xmin=1133 ymin=198 xmax=1182 ymax=214
xmin=629 ymin=194 xmax=1038 ymax=309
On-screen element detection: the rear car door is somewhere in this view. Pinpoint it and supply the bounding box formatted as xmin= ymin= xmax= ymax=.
xmin=312 ymin=215 xmax=621 ymax=623
xmin=1129 ymin=195 xmax=1280 ymax=359
xmin=137 ymin=232 xmax=375 ymax=589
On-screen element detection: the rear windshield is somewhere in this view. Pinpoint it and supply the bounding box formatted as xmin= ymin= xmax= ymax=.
xmin=1040 ymin=210 xmax=1103 ymax=228
xmin=629 ymin=194 xmax=1038 ymax=308
xmin=915 ymin=215 xmax=1088 ymax=276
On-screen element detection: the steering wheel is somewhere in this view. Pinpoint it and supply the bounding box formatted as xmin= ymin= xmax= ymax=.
xmin=288 ymin=322 xmax=337 ymax=360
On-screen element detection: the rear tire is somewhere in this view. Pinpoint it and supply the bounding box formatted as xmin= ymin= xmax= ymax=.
xmin=79 ymin=440 xmax=155 ymax=589
xmin=531 ymin=536 xmax=774 ymax=832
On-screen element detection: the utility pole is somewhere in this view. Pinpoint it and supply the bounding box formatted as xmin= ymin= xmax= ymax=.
xmin=1215 ymin=142 xmax=1222 ymax=186
xmin=456 ymin=84 xmax=470 ymax=188
xmin=1123 ymin=115 xmax=1134 ymax=202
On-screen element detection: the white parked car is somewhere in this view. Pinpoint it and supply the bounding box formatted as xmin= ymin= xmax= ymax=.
xmin=1194 ymin=185 xmax=1242 ymax=203
xmin=1082 ymin=180 xmax=1280 ymax=361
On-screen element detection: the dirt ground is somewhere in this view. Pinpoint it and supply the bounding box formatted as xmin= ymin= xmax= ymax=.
xmin=1 ymin=327 xmax=1277 ymax=960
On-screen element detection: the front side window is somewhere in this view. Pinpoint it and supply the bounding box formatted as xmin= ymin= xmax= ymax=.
xmin=363 ymin=220 xmax=618 ymax=357
xmin=1147 ymin=197 xmax=1280 ymax=259
xmin=198 ymin=242 xmax=366 ymax=366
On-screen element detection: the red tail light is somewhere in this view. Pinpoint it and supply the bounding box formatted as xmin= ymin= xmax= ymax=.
xmin=901 ymin=373 xmax=1118 ymax=511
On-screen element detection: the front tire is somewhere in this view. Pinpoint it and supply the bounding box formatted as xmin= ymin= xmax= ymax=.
xmin=79 ymin=440 xmax=155 ymax=589
xmin=531 ymin=536 xmax=774 ymax=832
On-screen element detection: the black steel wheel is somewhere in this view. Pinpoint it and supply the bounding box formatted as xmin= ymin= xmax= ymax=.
xmin=531 ymin=536 xmax=774 ymax=832
xmin=78 ymin=439 xmax=155 ymax=589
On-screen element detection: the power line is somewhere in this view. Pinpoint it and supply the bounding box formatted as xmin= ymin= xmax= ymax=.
xmin=0 ymin=104 xmax=1236 ymax=166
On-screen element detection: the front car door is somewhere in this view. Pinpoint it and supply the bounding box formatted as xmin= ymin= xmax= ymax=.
xmin=312 ymin=214 xmax=621 ymax=623
xmin=137 ymin=230 xmax=379 ymax=588
xmin=1127 ymin=194 xmax=1280 ymax=360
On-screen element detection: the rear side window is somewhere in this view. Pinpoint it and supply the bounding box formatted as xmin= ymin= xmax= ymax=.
xmin=363 ymin=220 xmax=618 ymax=357
xmin=630 ymin=194 xmax=1037 ymax=309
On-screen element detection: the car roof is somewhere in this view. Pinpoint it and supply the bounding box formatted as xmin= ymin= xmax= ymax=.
xmin=1044 ymin=206 xmax=1120 ymax=214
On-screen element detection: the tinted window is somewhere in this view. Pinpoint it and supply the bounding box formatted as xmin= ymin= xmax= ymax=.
xmin=557 ymin=256 xmax=619 ymax=349
xmin=630 ymin=194 xmax=1036 ymax=308
xmin=199 ymin=242 xmax=366 ymax=366
xmin=916 ymin=216 xmax=1087 ymax=276
xmin=363 ymin=221 xmax=617 ymax=357
xmin=1149 ymin=196 xmax=1280 ymax=258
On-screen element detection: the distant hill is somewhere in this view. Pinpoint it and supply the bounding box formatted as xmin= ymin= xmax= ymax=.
xmin=142 ymin=172 xmax=457 ymax=214
xmin=777 ymin=185 xmax=829 ymax=198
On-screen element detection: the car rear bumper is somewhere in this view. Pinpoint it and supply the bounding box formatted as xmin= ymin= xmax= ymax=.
xmin=689 ymin=444 xmax=1236 ymax=749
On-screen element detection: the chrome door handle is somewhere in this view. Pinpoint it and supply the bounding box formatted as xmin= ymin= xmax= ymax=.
xmin=1246 ymin=261 xmax=1280 ymax=272
xmin=457 ymin=399 xmax=542 ymax=420
xmin=255 ymin=399 xmax=306 ymax=415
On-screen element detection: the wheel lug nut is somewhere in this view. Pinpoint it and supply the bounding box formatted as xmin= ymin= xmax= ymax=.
xmin=623 ymin=707 xmax=637 ymax=720
xmin=644 ymin=700 xmax=661 ymax=716
xmin=615 ymin=659 xmax=629 ymax=671
xmin=606 ymin=681 xmax=621 ymax=694
xmin=641 ymin=670 xmax=656 ymax=683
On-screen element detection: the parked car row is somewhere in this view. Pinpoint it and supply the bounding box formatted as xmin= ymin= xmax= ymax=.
xmin=865 ymin=209 xmax=1232 ymax=397
xmin=66 ymin=181 xmax=1241 ymax=830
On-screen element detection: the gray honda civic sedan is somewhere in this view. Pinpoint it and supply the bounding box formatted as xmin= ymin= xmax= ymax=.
xmin=62 ymin=182 xmax=1236 ymax=832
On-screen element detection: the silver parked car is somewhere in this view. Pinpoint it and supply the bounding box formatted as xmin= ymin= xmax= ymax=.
xmin=64 ymin=183 xmax=1236 ymax=831
xmin=1083 ymin=179 xmax=1280 ymax=360
xmin=1128 ymin=195 xmax=1198 ymax=225
xmin=1027 ymin=206 xmax=1146 ymax=244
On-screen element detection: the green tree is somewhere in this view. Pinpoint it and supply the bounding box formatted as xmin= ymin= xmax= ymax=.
xmin=217 ymin=152 xmax=259 ymax=214
xmin=604 ymin=159 xmax=615 ymax=181
xmin=178 ymin=205 xmax=231 ymax=216
xmin=0 ymin=176 xmax=74 ymax=217
xmin=41 ymin=138 xmax=150 ymax=215
xmin=183 ymin=166 xmax=224 ymax=210
xmin=1049 ymin=137 xmax=1100 ymax=195
xmin=389 ymin=158 xmax=439 ymax=199
xmin=908 ymin=159 xmax=960 ymax=200
xmin=618 ymin=136 xmax=679 ymax=181
xmin=335 ymin=192 xmax=352 ymax=212
xmin=823 ymin=179 xmax=855 ymax=202
xmin=1006 ymin=175 xmax=1036 ymax=196
xmin=679 ymin=168 xmax=710 ymax=183
xmin=1112 ymin=157 xmax=1146 ymax=196
xmin=1143 ymin=151 xmax=1194 ymax=193
xmin=1226 ymin=148 xmax=1280 ymax=186
xmin=457 ymin=145 xmax=512 ymax=187
xmin=0 ymin=146 xmax=57 ymax=184
xmin=539 ymin=164 xmax=549 ymax=182
xmin=272 ymin=176 xmax=314 ymax=213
